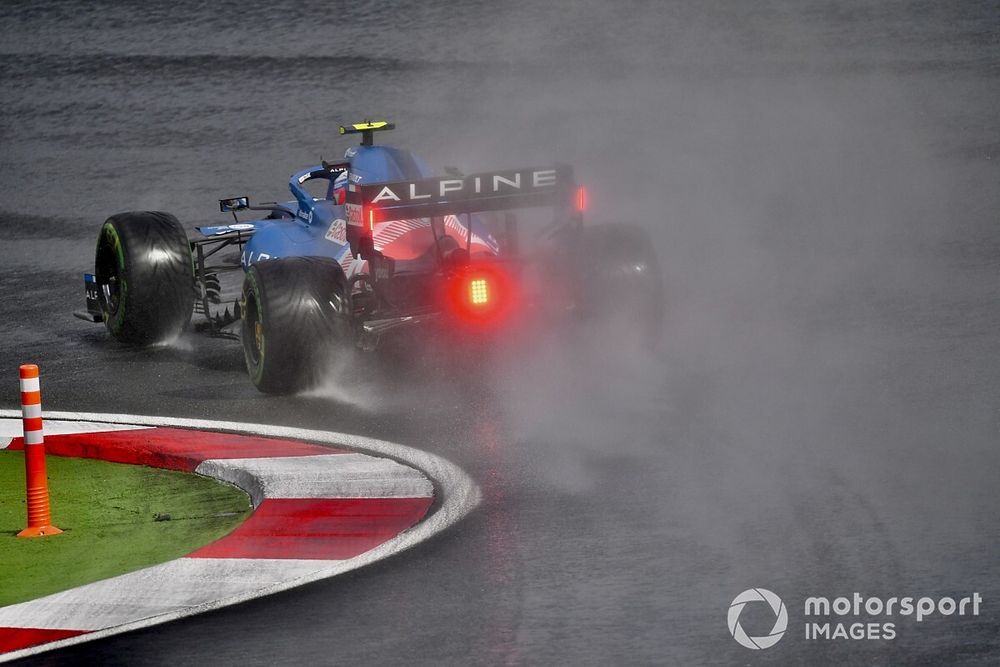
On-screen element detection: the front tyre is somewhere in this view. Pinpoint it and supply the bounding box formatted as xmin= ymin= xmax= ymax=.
xmin=241 ymin=257 xmax=352 ymax=394
xmin=94 ymin=211 xmax=194 ymax=345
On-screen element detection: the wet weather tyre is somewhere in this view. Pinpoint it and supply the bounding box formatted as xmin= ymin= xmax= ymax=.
xmin=94 ymin=211 xmax=194 ymax=345
xmin=241 ymin=257 xmax=352 ymax=394
xmin=576 ymin=223 xmax=665 ymax=347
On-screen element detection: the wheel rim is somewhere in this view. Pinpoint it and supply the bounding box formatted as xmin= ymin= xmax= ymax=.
xmin=96 ymin=235 xmax=123 ymax=316
xmin=246 ymin=292 xmax=263 ymax=366
xmin=106 ymin=273 xmax=121 ymax=314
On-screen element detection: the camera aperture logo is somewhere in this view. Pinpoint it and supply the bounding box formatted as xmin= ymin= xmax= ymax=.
xmin=728 ymin=588 xmax=788 ymax=649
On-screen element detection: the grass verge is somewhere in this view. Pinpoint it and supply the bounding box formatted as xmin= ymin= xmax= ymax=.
xmin=0 ymin=451 xmax=251 ymax=607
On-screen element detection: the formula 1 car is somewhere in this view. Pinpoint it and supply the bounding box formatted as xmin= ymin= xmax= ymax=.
xmin=75 ymin=121 xmax=663 ymax=393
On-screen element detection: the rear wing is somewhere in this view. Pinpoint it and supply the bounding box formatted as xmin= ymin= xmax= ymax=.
xmin=345 ymin=164 xmax=576 ymax=230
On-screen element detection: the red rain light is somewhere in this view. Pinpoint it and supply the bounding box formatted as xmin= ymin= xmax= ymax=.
xmin=575 ymin=186 xmax=587 ymax=213
xmin=469 ymin=278 xmax=489 ymax=306
xmin=446 ymin=266 xmax=516 ymax=327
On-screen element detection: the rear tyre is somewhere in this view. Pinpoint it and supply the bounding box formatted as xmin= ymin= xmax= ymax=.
xmin=241 ymin=257 xmax=352 ymax=394
xmin=94 ymin=211 xmax=194 ymax=345
xmin=576 ymin=223 xmax=664 ymax=347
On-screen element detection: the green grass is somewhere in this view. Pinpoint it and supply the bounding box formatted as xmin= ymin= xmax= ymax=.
xmin=0 ymin=451 xmax=252 ymax=607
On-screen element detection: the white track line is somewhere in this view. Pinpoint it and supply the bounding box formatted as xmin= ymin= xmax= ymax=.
xmin=0 ymin=409 xmax=481 ymax=662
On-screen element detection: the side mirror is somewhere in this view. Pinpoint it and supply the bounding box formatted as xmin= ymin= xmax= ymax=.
xmin=219 ymin=196 xmax=250 ymax=212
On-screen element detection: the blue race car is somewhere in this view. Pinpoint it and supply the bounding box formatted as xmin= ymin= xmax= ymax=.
xmin=76 ymin=121 xmax=663 ymax=393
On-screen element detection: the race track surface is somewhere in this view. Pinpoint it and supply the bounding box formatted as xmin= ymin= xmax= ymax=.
xmin=2 ymin=1 xmax=1000 ymax=664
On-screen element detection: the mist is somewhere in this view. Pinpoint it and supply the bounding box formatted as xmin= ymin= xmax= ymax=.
xmin=286 ymin=2 xmax=999 ymax=552
xmin=394 ymin=9 xmax=1000 ymax=659
xmin=351 ymin=0 xmax=1000 ymax=613
xmin=341 ymin=12 xmax=949 ymax=459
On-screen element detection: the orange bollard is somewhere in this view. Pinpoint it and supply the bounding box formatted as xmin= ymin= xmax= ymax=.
xmin=16 ymin=364 xmax=62 ymax=538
